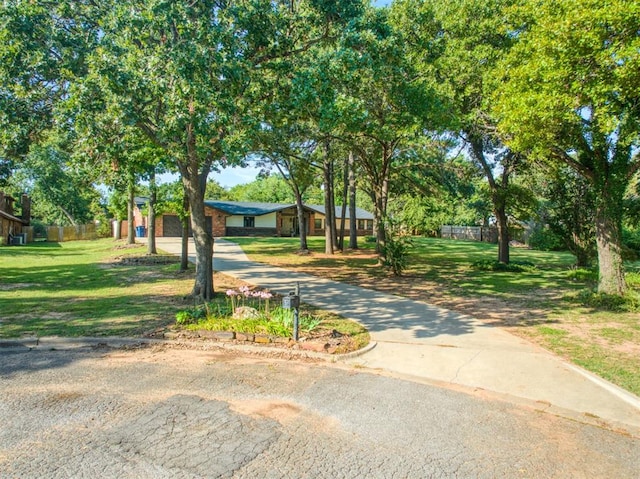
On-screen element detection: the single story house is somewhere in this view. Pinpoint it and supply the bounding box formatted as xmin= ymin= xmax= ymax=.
xmin=119 ymin=199 xmax=374 ymax=238
xmin=0 ymin=192 xmax=31 ymax=245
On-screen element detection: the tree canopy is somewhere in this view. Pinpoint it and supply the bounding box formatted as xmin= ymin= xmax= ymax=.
xmin=492 ymin=0 xmax=640 ymax=294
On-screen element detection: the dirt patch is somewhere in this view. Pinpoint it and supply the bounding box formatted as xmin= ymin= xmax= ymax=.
xmin=229 ymin=399 xmax=302 ymax=423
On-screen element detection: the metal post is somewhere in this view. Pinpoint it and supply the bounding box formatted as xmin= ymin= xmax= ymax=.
xmin=293 ymin=282 xmax=300 ymax=341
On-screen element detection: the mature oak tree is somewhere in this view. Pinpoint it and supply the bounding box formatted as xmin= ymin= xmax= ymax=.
xmin=89 ymin=0 xmax=362 ymax=300
xmin=493 ymin=0 xmax=640 ymax=295
xmin=392 ymin=0 xmax=521 ymax=264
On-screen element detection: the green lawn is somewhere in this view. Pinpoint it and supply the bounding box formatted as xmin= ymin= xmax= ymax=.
xmin=230 ymin=236 xmax=640 ymax=396
xmin=0 ymin=239 xmax=192 ymax=338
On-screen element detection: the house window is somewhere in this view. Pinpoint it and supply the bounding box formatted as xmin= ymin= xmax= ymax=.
xmin=358 ymin=219 xmax=373 ymax=230
xmin=314 ymin=219 xmax=323 ymax=230
xmin=244 ymin=216 xmax=255 ymax=228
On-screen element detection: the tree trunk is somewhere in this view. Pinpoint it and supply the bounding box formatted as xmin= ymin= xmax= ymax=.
xmin=294 ymin=187 xmax=308 ymax=251
xmin=595 ymin=193 xmax=626 ymax=295
xmin=114 ymin=219 xmax=122 ymax=240
xmin=147 ymin=170 xmax=157 ymax=255
xmin=494 ymin=200 xmax=510 ymax=264
xmin=127 ymin=180 xmax=135 ymax=245
xmin=186 ymin=185 xmax=213 ymax=301
xmin=374 ymin=190 xmax=386 ymax=256
xmin=180 ymin=193 xmax=190 ymax=271
xmin=180 ymin=120 xmax=214 ymax=301
xmin=338 ymin=154 xmax=349 ymax=251
xmin=348 ymin=151 xmax=358 ymax=250
xmin=323 ymin=141 xmax=334 ymax=255
xmin=470 ymin=134 xmax=510 ymax=264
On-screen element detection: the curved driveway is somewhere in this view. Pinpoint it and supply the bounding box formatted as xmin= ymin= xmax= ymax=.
xmin=1 ymin=344 xmax=639 ymax=478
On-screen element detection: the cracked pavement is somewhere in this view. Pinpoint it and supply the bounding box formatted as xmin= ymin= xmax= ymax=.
xmin=1 ymin=344 xmax=639 ymax=478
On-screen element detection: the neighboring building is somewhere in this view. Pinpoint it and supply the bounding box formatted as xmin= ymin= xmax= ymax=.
xmin=119 ymin=198 xmax=374 ymax=238
xmin=0 ymin=192 xmax=31 ymax=245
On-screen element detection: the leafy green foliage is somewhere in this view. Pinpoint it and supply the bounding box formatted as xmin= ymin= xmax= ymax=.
xmin=625 ymin=272 xmax=640 ymax=289
xmin=381 ymin=233 xmax=413 ymax=276
xmin=179 ymin=303 xmax=323 ymax=337
xmin=175 ymin=307 xmax=207 ymax=326
xmin=566 ymin=268 xmax=599 ymax=283
xmin=493 ymin=0 xmax=640 ymax=294
xmin=527 ymin=226 xmax=565 ymax=252
xmin=8 ymin=137 xmax=104 ymax=226
xmin=622 ymin=229 xmax=640 ymax=255
xmin=577 ymin=291 xmax=640 ymax=313
xmin=227 ymin=175 xmax=296 ymax=203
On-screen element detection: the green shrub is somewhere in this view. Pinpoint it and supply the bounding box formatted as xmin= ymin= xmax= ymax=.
xmin=30 ymin=219 xmax=48 ymax=238
xmin=179 ymin=302 xmax=323 ymax=338
xmin=95 ymin=219 xmax=112 ymax=238
xmin=626 ymin=272 xmax=640 ymax=289
xmin=577 ymin=290 xmax=640 ymax=312
xmin=175 ymin=306 xmax=207 ymax=325
xmin=381 ymin=235 xmax=413 ymax=276
xmin=566 ymin=268 xmax=598 ymax=283
xmin=472 ymin=259 xmax=536 ymax=273
xmin=622 ymin=228 xmax=640 ymax=252
xmin=364 ymin=235 xmax=377 ymax=244
xmin=527 ymin=226 xmax=565 ymax=251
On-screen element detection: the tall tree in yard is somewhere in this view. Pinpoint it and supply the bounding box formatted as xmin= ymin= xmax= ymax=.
xmin=254 ymin=124 xmax=319 ymax=252
xmin=0 ymin=1 xmax=97 ymax=181
xmin=493 ymin=0 xmax=640 ymax=295
xmin=333 ymin=7 xmax=443 ymax=256
xmin=392 ymin=0 xmax=520 ymax=264
xmin=90 ymin=0 xmax=362 ymax=300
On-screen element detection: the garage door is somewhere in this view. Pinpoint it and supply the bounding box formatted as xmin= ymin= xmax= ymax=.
xmin=162 ymin=215 xmax=212 ymax=237
xmin=163 ymin=215 xmax=184 ymax=237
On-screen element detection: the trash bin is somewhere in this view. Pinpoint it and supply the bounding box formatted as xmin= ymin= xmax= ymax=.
xmin=135 ymin=226 xmax=146 ymax=237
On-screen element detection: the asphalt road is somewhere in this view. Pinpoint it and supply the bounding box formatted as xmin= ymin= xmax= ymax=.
xmin=1 ymin=344 xmax=639 ymax=478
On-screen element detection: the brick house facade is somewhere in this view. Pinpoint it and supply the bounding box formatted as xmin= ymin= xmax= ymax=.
xmin=117 ymin=199 xmax=373 ymax=239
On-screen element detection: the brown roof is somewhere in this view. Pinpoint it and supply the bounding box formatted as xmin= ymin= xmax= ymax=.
xmin=0 ymin=209 xmax=27 ymax=224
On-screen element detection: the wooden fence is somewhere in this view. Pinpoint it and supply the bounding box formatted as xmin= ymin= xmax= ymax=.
xmin=440 ymin=225 xmax=498 ymax=243
xmin=22 ymin=224 xmax=97 ymax=243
